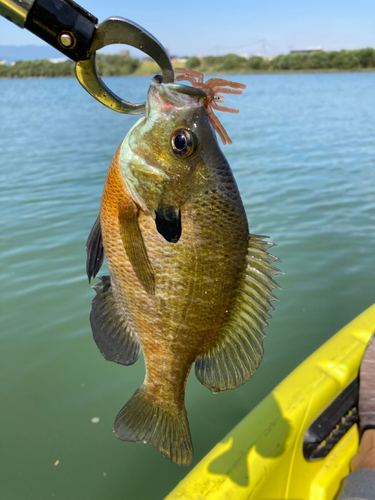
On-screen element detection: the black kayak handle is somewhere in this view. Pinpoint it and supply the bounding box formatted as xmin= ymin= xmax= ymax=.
xmin=303 ymin=377 xmax=359 ymax=461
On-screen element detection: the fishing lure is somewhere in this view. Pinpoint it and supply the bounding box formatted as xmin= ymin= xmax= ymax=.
xmin=174 ymin=68 xmax=246 ymax=145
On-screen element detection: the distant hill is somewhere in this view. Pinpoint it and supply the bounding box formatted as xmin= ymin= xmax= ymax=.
xmin=0 ymin=45 xmax=61 ymax=64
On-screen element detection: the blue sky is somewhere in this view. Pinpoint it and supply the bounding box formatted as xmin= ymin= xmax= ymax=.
xmin=0 ymin=0 xmax=374 ymax=56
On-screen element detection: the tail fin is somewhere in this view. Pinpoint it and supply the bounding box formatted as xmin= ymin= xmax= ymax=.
xmin=113 ymin=385 xmax=193 ymax=466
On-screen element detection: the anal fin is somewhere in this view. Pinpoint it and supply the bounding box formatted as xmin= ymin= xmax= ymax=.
xmin=86 ymin=216 xmax=104 ymax=282
xmin=195 ymin=234 xmax=282 ymax=393
xmin=119 ymin=211 xmax=155 ymax=295
xmin=90 ymin=276 xmax=141 ymax=366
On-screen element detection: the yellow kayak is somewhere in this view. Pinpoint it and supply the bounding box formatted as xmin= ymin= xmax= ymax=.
xmin=166 ymin=304 xmax=375 ymax=500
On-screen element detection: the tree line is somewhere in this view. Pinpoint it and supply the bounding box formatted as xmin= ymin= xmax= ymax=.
xmin=0 ymin=53 xmax=140 ymax=78
xmin=1 ymin=48 xmax=375 ymax=78
xmin=186 ymin=48 xmax=375 ymax=72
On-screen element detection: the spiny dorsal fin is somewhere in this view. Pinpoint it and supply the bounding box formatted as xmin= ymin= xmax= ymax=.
xmin=119 ymin=211 xmax=155 ymax=295
xmin=195 ymin=234 xmax=282 ymax=393
xmin=86 ymin=216 xmax=104 ymax=283
xmin=114 ymin=385 xmax=193 ymax=466
xmin=90 ymin=276 xmax=141 ymax=366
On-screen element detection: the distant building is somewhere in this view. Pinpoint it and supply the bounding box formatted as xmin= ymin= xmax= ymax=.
xmin=0 ymin=60 xmax=6 ymax=65
xmin=170 ymin=56 xmax=187 ymax=63
xmin=290 ymin=47 xmax=323 ymax=55
xmin=142 ymin=55 xmax=188 ymax=63
xmin=120 ymin=50 xmax=130 ymax=56
xmin=49 ymin=58 xmax=69 ymax=63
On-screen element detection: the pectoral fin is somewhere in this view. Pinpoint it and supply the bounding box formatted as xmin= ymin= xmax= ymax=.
xmin=86 ymin=216 xmax=104 ymax=282
xmin=155 ymin=205 xmax=182 ymax=243
xmin=119 ymin=211 xmax=155 ymax=295
xmin=195 ymin=234 xmax=282 ymax=393
xmin=90 ymin=276 xmax=141 ymax=366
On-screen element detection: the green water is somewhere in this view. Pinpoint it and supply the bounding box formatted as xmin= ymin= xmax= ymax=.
xmin=1 ymin=73 xmax=375 ymax=499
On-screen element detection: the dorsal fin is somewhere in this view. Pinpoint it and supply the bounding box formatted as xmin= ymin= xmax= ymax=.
xmin=86 ymin=217 xmax=104 ymax=283
xmin=195 ymin=235 xmax=282 ymax=393
xmin=90 ymin=276 xmax=141 ymax=366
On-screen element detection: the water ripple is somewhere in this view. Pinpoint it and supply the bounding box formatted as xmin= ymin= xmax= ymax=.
xmin=1 ymin=73 xmax=375 ymax=500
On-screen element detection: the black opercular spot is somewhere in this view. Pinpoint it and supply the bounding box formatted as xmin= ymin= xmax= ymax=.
xmin=155 ymin=206 xmax=182 ymax=243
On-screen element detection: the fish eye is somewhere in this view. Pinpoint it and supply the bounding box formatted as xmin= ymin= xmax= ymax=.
xmin=170 ymin=129 xmax=196 ymax=158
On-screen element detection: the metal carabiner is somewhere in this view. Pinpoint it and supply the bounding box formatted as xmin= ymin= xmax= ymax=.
xmin=75 ymin=17 xmax=174 ymax=115
xmin=0 ymin=0 xmax=174 ymax=114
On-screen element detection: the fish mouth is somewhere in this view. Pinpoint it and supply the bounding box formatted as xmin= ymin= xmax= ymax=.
xmin=150 ymin=75 xmax=207 ymax=99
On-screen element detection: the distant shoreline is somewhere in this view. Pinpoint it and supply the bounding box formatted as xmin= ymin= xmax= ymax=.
xmin=1 ymin=49 xmax=375 ymax=79
xmin=136 ymin=68 xmax=375 ymax=76
xmin=2 ymin=68 xmax=375 ymax=80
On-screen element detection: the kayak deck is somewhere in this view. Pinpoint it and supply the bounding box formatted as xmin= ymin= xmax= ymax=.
xmin=166 ymin=304 xmax=375 ymax=500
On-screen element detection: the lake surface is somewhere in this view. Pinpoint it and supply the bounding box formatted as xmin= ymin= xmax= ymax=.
xmin=1 ymin=73 xmax=375 ymax=499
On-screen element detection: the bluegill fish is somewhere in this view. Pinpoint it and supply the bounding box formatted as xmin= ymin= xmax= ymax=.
xmin=86 ymin=75 xmax=281 ymax=466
